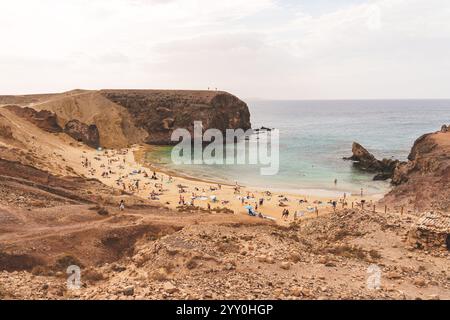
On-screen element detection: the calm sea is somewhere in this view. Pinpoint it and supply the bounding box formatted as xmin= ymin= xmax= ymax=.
xmin=145 ymin=100 xmax=450 ymax=196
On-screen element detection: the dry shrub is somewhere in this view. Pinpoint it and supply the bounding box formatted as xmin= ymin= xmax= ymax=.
xmin=83 ymin=268 xmax=105 ymax=283
xmin=327 ymin=245 xmax=368 ymax=261
xmin=53 ymin=254 xmax=84 ymax=271
xmin=212 ymin=207 xmax=234 ymax=214
xmin=31 ymin=265 xmax=53 ymax=276
xmin=150 ymin=267 xmax=170 ymax=281
xmin=216 ymin=242 xmax=240 ymax=254
xmin=97 ymin=207 xmax=109 ymax=216
xmin=185 ymin=257 xmax=198 ymax=270
xmin=0 ymin=284 xmax=9 ymax=299
xmin=368 ymin=249 xmax=382 ymax=260
xmin=333 ymin=229 xmax=363 ymax=241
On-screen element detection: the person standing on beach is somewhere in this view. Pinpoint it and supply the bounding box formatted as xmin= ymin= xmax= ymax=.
xmin=119 ymin=200 xmax=125 ymax=211
xmin=360 ymin=188 xmax=364 ymax=197
xmin=332 ymin=201 xmax=337 ymax=213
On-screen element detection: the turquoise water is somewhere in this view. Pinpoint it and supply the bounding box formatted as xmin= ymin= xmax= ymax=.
xmin=146 ymin=100 xmax=450 ymax=196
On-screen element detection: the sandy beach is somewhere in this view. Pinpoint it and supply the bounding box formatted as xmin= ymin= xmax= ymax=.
xmin=70 ymin=144 xmax=383 ymax=224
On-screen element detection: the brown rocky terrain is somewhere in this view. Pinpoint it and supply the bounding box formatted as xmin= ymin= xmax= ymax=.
xmin=382 ymin=128 xmax=450 ymax=212
xmin=0 ymin=97 xmax=448 ymax=300
xmin=0 ymin=205 xmax=448 ymax=300
xmin=4 ymin=105 xmax=62 ymax=133
xmin=2 ymin=89 xmax=251 ymax=148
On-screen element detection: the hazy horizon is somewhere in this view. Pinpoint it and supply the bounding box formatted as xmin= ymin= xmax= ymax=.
xmin=3 ymin=89 xmax=450 ymax=102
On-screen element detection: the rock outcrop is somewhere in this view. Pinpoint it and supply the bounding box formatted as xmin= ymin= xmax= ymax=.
xmin=0 ymin=114 xmax=14 ymax=140
xmin=23 ymin=90 xmax=251 ymax=147
xmin=4 ymin=105 xmax=62 ymax=133
xmin=344 ymin=142 xmax=402 ymax=181
xmin=64 ymin=120 xmax=100 ymax=149
xmin=382 ymin=127 xmax=450 ymax=211
xmin=100 ymin=90 xmax=251 ymax=145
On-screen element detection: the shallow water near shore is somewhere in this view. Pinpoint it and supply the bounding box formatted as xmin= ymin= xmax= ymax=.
xmin=145 ymin=99 xmax=450 ymax=196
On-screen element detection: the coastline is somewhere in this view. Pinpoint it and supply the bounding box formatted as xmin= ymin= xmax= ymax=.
xmin=135 ymin=145 xmax=389 ymax=199
xmin=128 ymin=145 xmax=384 ymax=223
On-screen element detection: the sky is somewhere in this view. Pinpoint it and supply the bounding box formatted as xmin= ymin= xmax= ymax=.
xmin=0 ymin=0 xmax=449 ymax=99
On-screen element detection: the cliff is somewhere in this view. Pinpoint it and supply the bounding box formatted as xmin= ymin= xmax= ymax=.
xmin=382 ymin=126 xmax=450 ymax=212
xmin=100 ymin=89 xmax=251 ymax=145
xmin=22 ymin=89 xmax=251 ymax=147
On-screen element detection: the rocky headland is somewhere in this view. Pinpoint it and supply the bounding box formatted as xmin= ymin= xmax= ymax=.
xmin=1 ymin=89 xmax=251 ymax=148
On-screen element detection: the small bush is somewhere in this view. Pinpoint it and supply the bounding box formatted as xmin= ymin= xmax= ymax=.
xmin=53 ymin=254 xmax=83 ymax=270
xmin=83 ymin=268 xmax=105 ymax=283
xmin=185 ymin=258 xmax=198 ymax=270
xmin=97 ymin=207 xmax=109 ymax=216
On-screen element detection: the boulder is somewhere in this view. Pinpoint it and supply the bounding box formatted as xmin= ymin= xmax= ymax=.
xmin=122 ymin=286 xmax=134 ymax=296
xmin=344 ymin=142 xmax=403 ymax=181
xmin=64 ymin=120 xmax=100 ymax=149
xmin=163 ymin=281 xmax=178 ymax=294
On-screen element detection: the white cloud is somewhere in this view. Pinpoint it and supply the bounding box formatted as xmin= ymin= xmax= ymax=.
xmin=0 ymin=0 xmax=449 ymax=98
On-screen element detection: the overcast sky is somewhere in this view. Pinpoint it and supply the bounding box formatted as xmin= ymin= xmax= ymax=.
xmin=1 ymin=0 xmax=449 ymax=99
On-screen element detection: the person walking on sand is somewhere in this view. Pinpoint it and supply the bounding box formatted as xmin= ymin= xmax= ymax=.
xmin=332 ymin=200 xmax=337 ymax=213
xmin=119 ymin=200 xmax=125 ymax=211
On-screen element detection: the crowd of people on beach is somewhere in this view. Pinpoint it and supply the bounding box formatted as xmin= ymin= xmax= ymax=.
xmin=80 ymin=148 xmax=369 ymax=224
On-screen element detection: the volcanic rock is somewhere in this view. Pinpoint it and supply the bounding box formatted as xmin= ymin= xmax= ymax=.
xmin=383 ymin=127 xmax=450 ymax=211
xmin=100 ymin=90 xmax=251 ymax=145
xmin=4 ymin=105 xmax=62 ymax=133
xmin=344 ymin=142 xmax=402 ymax=181
xmin=64 ymin=120 xmax=100 ymax=149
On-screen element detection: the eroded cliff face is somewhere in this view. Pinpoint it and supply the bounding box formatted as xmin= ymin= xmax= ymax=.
xmin=64 ymin=119 xmax=100 ymax=149
xmin=382 ymin=128 xmax=450 ymax=212
xmin=100 ymin=90 xmax=251 ymax=145
xmin=18 ymin=90 xmax=251 ymax=147
xmin=4 ymin=105 xmax=62 ymax=133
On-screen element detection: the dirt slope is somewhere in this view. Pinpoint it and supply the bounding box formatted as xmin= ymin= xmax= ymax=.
xmin=381 ymin=129 xmax=450 ymax=213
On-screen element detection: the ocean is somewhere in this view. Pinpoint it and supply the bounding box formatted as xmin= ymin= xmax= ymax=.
xmin=145 ymin=100 xmax=450 ymax=197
